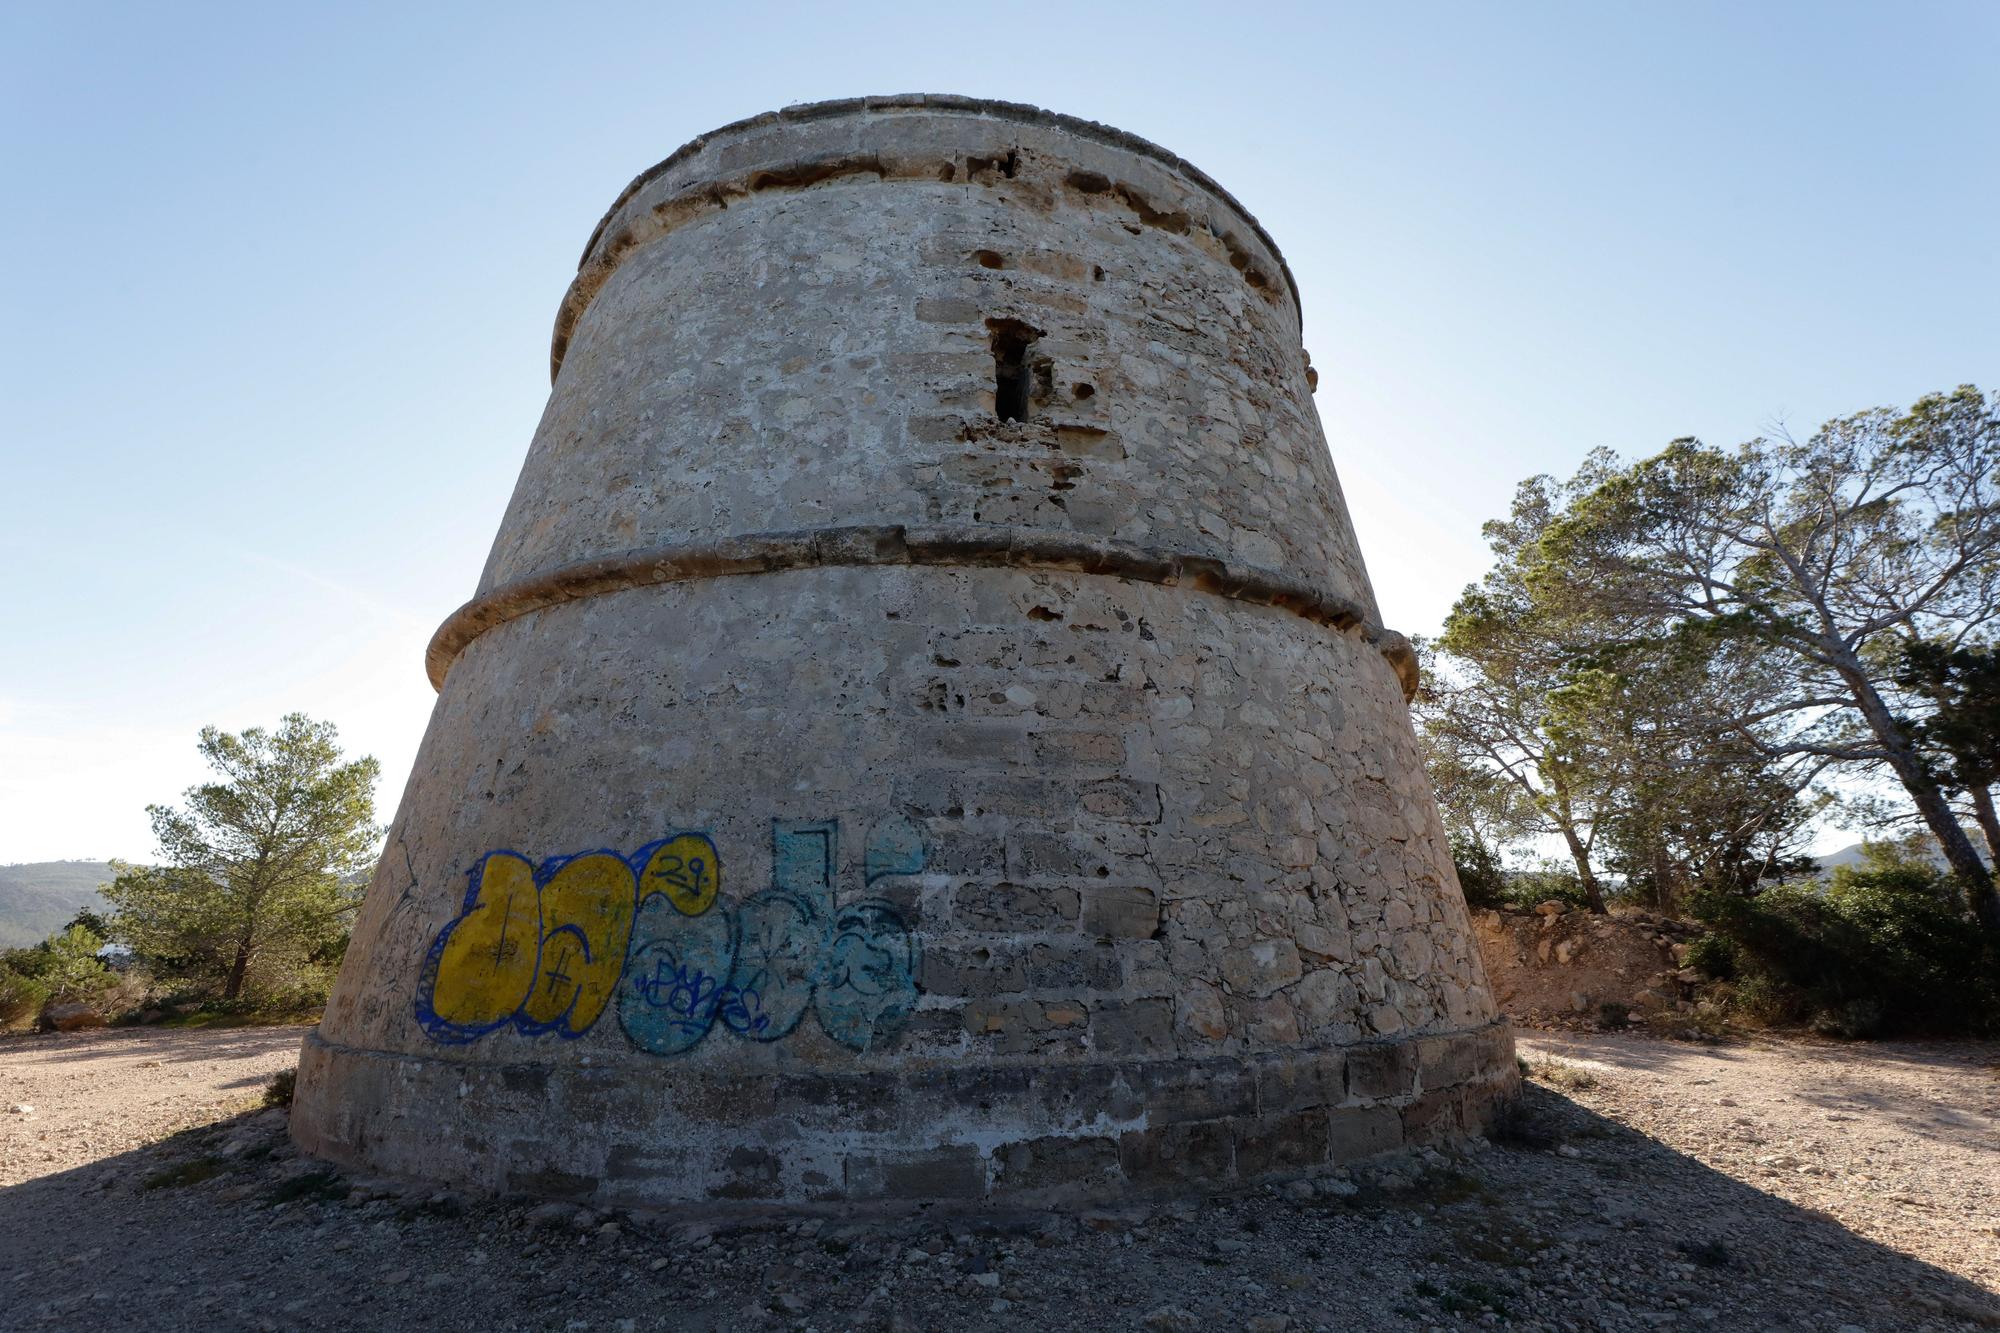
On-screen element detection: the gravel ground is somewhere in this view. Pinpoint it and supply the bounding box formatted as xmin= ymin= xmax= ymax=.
xmin=1515 ymin=1032 xmax=2000 ymax=1297
xmin=0 ymin=1025 xmax=304 ymax=1187
xmin=2 ymin=1024 xmax=1996 ymax=1332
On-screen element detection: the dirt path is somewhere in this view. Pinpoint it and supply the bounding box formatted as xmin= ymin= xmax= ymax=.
xmin=0 ymin=1025 xmax=305 ymax=1187
xmin=2 ymin=1024 xmax=1996 ymax=1331
xmin=1516 ymin=1031 xmax=2000 ymax=1294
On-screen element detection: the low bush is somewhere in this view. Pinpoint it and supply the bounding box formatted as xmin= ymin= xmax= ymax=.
xmin=263 ymin=1067 xmax=297 ymax=1108
xmin=1452 ymin=836 xmax=1510 ymax=909
xmin=1526 ymin=1057 xmax=1599 ymax=1091
xmin=247 ymin=964 xmax=336 ymax=1018
xmin=0 ymin=919 xmax=117 ymax=1028
xmin=1690 ymin=842 xmax=2000 ymax=1038
xmin=1506 ymin=868 xmax=1597 ymax=912
xmin=0 ymin=972 xmax=50 ymax=1028
xmin=1451 ymin=845 xmax=1598 ymax=913
xmin=37 ymin=925 xmax=118 ymax=1005
xmin=1681 ymin=932 xmax=1736 ymax=980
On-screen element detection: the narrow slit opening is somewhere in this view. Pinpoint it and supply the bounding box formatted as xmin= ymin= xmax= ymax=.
xmin=989 ymin=320 xmax=1040 ymax=423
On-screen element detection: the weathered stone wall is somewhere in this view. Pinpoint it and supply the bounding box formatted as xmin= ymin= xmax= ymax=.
xmin=294 ymin=96 xmax=1515 ymax=1206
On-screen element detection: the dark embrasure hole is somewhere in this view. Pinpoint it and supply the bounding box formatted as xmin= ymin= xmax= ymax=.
xmin=989 ymin=320 xmax=1039 ymax=423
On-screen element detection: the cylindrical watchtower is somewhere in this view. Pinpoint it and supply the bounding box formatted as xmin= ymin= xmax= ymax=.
xmin=292 ymin=95 xmax=1515 ymax=1207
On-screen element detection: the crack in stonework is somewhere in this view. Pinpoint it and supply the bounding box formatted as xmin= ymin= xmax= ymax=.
xmin=425 ymin=524 xmax=1422 ymax=702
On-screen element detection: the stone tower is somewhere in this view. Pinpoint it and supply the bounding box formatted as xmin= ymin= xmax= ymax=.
xmin=291 ymin=95 xmax=1516 ymax=1206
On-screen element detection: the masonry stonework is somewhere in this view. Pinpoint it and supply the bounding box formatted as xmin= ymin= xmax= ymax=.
xmin=291 ymin=95 xmax=1517 ymax=1206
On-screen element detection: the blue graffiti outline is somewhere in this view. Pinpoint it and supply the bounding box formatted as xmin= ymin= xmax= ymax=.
xmin=414 ymin=849 xmax=543 ymax=1045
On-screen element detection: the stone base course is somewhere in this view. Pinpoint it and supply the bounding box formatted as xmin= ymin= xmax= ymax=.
xmin=292 ymin=1020 xmax=1516 ymax=1208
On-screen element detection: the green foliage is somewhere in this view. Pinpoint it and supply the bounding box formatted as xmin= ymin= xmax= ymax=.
xmin=1597 ymin=668 xmax=1825 ymax=915
xmin=0 ymin=944 xmax=48 ymax=981
xmin=1419 ymin=385 xmax=2000 ymax=961
xmin=1526 ymin=386 xmax=2000 ymax=920
xmin=1898 ymin=641 xmax=2000 ymax=792
xmin=0 ymin=971 xmax=49 ymax=1027
xmin=243 ymin=965 xmax=340 ymax=1018
xmin=1446 ymin=863 xmax=1599 ymax=913
xmin=1421 ymin=475 xmax=1623 ymax=911
xmin=0 ymin=919 xmax=115 ymax=1025
xmin=1418 ymin=464 xmax=1823 ymax=917
xmin=1692 ymin=842 xmax=1999 ymax=1036
xmin=1681 ymin=932 xmax=1736 ymax=980
xmin=1501 ymin=867 xmax=1596 ymax=911
xmin=63 ymin=907 xmax=111 ymax=939
xmin=37 ymin=924 xmax=116 ymax=1004
xmin=263 ymin=1067 xmax=297 ymax=1108
xmin=1450 ymin=834 xmax=1510 ymax=909
xmin=104 ymin=714 xmax=380 ymax=1004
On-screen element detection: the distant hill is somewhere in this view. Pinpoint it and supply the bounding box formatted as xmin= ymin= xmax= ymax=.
xmin=1814 ymin=839 xmax=1953 ymax=875
xmin=0 ymin=861 xmax=115 ymax=948
xmin=1815 ymin=843 xmax=1870 ymax=873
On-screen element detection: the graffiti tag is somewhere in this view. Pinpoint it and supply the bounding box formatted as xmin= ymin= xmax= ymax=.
xmin=416 ymin=818 xmax=924 ymax=1055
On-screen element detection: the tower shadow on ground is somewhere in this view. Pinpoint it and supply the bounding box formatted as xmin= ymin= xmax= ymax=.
xmin=1 ymin=1081 xmax=1995 ymax=1330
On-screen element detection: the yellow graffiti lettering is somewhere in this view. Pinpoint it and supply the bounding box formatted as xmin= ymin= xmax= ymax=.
xmin=638 ymin=833 xmax=721 ymax=917
xmin=428 ymin=852 xmax=540 ymax=1031
xmin=519 ymin=852 xmax=637 ymax=1035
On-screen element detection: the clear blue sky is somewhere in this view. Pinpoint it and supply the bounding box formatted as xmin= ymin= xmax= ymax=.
xmin=3 ymin=2 xmax=1994 ymax=864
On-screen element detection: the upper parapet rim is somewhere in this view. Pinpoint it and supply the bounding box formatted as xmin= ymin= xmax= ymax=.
xmin=574 ymin=94 xmax=1303 ymax=320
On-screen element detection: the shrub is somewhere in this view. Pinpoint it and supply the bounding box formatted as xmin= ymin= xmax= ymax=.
xmin=0 ymin=945 xmax=51 ymax=982
xmin=37 ymin=925 xmax=116 ymax=1005
xmin=1682 ymin=932 xmax=1736 ymax=980
xmin=0 ymin=923 xmax=116 ymax=1027
xmin=1719 ymin=972 xmax=1806 ymax=1027
xmin=0 ymin=972 xmax=50 ymax=1028
xmin=245 ymin=962 xmax=337 ymax=1017
xmin=263 ymin=1067 xmax=297 ymax=1108
xmin=1526 ymin=1057 xmax=1599 ymax=1091
xmin=1452 ymin=835 xmax=1509 ymax=909
xmin=1690 ymin=843 xmax=2000 ymax=1037
xmin=1502 ymin=866 xmax=1596 ymax=912
xmin=1447 ymin=842 xmax=1601 ymax=914
xmin=1811 ymin=997 xmax=1885 ymax=1040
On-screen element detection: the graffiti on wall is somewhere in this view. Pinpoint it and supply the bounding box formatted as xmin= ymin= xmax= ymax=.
xmin=415 ymin=818 xmax=924 ymax=1054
